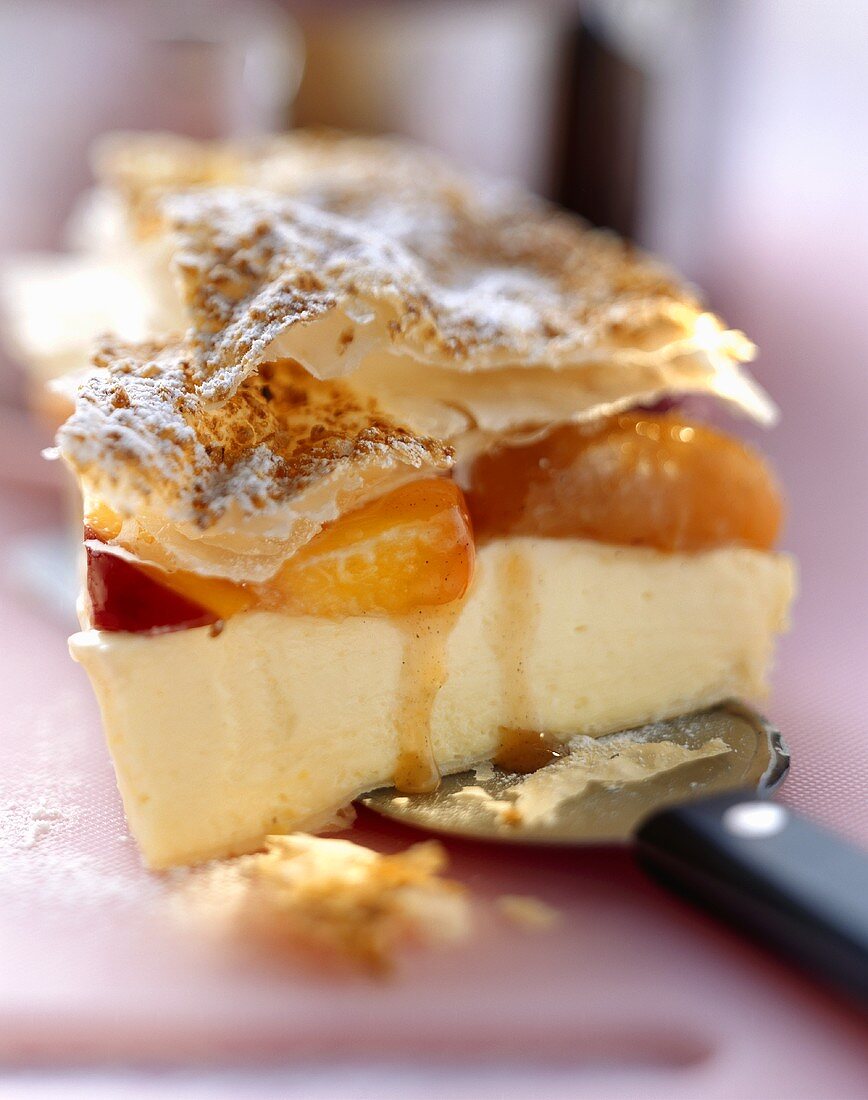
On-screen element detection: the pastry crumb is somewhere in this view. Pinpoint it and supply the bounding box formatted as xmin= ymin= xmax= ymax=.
xmin=497 ymin=894 xmax=561 ymax=931
xmin=449 ymin=785 xmax=493 ymax=804
xmin=449 ymin=784 xmax=520 ymax=821
xmin=177 ymin=834 xmax=471 ymax=974
xmin=503 ymin=735 xmax=732 ymax=827
xmin=246 ymin=835 xmax=471 ymax=972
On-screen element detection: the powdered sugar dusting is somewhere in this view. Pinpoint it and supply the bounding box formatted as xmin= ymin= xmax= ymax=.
xmin=57 ymin=341 xmax=451 ymax=533
xmin=0 ymin=689 xmax=162 ymax=912
xmin=1 ymin=796 xmax=77 ymax=850
xmin=89 ymin=131 xmax=760 ymax=406
xmin=163 ymin=178 xmax=729 ymax=406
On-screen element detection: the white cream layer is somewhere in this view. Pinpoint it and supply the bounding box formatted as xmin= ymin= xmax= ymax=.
xmin=70 ymin=538 xmax=795 ymax=868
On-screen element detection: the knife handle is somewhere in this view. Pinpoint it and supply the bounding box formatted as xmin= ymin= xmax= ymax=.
xmin=635 ymin=791 xmax=868 ymax=1007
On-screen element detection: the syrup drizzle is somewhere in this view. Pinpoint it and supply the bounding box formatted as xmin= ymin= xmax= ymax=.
xmin=493 ymin=728 xmax=564 ymax=774
xmin=494 ymin=549 xmax=537 ymax=728
xmin=392 ymin=604 xmax=461 ymax=793
xmin=492 ymin=548 xmax=556 ymax=775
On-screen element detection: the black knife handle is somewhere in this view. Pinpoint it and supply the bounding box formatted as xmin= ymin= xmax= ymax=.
xmin=635 ymin=791 xmax=868 ymax=1007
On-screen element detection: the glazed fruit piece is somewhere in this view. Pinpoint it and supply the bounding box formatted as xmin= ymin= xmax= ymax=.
xmin=57 ymin=132 xmax=795 ymax=870
xmin=85 ymin=503 xmax=257 ymax=623
xmin=466 ymin=413 xmax=783 ymax=552
xmin=86 ymin=538 xmax=218 ymax=634
xmin=272 ymin=478 xmax=475 ymax=617
xmin=85 ymin=478 xmax=475 ymax=631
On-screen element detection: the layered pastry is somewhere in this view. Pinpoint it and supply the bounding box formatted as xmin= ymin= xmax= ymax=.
xmin=5 ymin=130 xmax=771 ymax=425
xmin=54 ymin=133 xmax=794 ymax=868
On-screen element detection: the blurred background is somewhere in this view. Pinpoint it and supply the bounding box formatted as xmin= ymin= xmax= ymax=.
xmin=0 ymin=0 xmax=866 ymax=834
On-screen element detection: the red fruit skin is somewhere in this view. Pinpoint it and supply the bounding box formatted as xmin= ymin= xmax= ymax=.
xmin=85 ymin=540 xmax=216 ymax=634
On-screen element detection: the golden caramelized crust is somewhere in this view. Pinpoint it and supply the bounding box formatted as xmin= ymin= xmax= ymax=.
xmin=90 ymin=129 xmax=488 ymax=242
xmin=25 ymin=130 xmax=774 ymax=446
xmin=58 ymin=338 xmax=451 ymax=534
xmin=163 ymin=178 xmax=758 ymax=408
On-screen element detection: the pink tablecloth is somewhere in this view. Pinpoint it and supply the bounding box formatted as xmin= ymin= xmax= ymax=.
xmin=0 ymin=412 xmax=866 ymax=1100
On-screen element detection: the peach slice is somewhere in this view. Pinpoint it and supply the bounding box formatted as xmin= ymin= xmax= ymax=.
xmin=272 ymin=478 xmax=475 ymax=617
xmin=84 ymin=478 xmax=475 ymax=630
xmin=467 ymin=413 xmax=783 ymax=552
xmin=86 ymin=541 xmax=218 ymax=634
xmin=85 ymin=505 xmax=256 ymax=624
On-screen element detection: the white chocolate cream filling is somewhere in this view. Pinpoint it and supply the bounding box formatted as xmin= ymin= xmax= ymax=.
xmin=70 ymin=538 xmax=795 ymax=868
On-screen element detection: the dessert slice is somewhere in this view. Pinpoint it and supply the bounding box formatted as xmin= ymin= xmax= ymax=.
xmin=62 ymin=371 xmax=793 ymax=870
xmin=57 ymin=138 xmax=794 ymax=869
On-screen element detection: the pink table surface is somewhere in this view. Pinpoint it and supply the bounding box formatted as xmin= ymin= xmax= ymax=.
xmin=0 ymin=410 xmax=867 ymax=1100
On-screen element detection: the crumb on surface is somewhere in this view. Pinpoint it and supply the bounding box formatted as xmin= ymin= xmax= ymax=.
xmin=472 ymin=760 xmax=496 ymax=782
xmin=178 ymin=833 xmax=471 ymax=974
xmin=449 ymin=785 xmax=493 ymax=804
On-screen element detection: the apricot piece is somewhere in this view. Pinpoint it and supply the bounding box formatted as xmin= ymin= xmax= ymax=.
xmin=84 ymin=479 xmax=474 ymax=630
xmin=467 ymin=413 xmax=783 ymax=552
xmin=272 ymin=478 xmax=475 ymax=616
